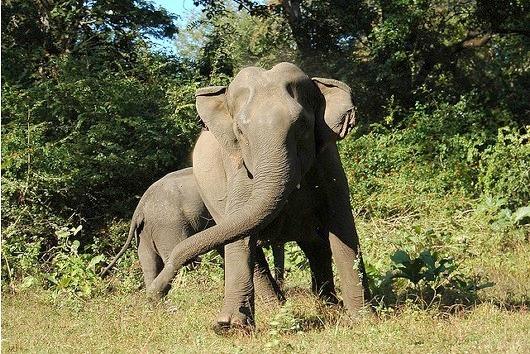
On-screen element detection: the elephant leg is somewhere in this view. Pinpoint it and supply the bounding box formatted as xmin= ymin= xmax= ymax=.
xmin=253 ymin=247 xmax=285 ymax=305
xmin=156 ymin=226 xmax=201 ymax=270
xmin=298 ymin=234 xmax=337 ymax=304
xmin=271 ymin=243 xmax=285 ymax=285
xmin=328 ymin=229 xmax=370 ymax=312
xmin=216 ymin=245 xmax=282 ymax=304
xmin=317 ymin=145 xmax=370 ymax=314
xmin=138 ymin=235 xmax=163 ymax=288
xmin=216 ymin=236 xmax=256 ymax=330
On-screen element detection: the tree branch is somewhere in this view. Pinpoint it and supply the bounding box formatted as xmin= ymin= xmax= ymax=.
xmin=495 ymin=27 xmax=530 ymax=37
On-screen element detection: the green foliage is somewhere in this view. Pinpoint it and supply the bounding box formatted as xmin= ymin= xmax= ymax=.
xmin=283 ymin=243 xmax=309 ymax=272
xmin=1 ymin=0 xmax=201 ymax=290
xmin=45 ymin=226 xmax=106 ymax=299
xmin=1 ymin=231 xmax=42 ymax=287
xmin=2 ymin=58 xmax=195 ymax=212
xmin=341 ymin=96 xmax=490 ymax=217
xmin=265 ymin=301 xmax=304 ymax=349
xmin=268 ymin=300 xmax=303 ymax=334
xmin=368 ymin=249 xmax=493 ymax=308
xmin=479 ymin=127 xmax=530 ymax=209
xmin=177 ymin=6 xmax=295 ymax=78
xmin=475 ymin=197 xmax=530 ymax=235
xmin=388 ymin=249 xmax=456 ymax=286
xmin=1 ymin=0 xmax=178 ymax=84
xmin=1 ymin=54 xmax=200 ymax=282
xmin=339 ymin=93 xmax=529 ymax=219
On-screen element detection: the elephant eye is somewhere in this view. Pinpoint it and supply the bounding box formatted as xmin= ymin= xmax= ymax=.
xmin=286 ymin=83 xmax=296 ymax=99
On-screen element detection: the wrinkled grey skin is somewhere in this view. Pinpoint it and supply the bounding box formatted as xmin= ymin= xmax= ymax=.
xmin=147 ymin=63 xmax=370 ymax=329
xmin=101 ymin=168 xmax=284 ymax=304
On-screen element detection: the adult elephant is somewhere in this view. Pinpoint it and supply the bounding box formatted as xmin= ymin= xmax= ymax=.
xmin=147 ymin=62 xmax=370 ymax=329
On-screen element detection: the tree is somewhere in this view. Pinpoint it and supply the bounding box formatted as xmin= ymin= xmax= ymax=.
xmin=1 ymin=0 xmax=199 ymax=276
xmin=191 ymin=0 xmax=529 ymax=123
xmin=2 ymin=0 xmax=178 ymax=84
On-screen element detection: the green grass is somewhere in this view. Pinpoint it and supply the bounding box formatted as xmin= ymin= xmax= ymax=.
xmin=3 ymin=209 xmax=529 ymax=353
xmin=2 ymin=281 xmax=529 ymax=353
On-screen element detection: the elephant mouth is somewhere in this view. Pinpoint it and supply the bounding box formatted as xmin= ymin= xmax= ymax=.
xmin=338 ymin=109 xmax=356 ymax=139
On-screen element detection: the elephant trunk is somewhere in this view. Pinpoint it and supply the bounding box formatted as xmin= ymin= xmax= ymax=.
xmin=147 ymin=144 xmax=299 ymax=299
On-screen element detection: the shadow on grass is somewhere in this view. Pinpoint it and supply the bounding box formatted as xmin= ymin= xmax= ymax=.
xmin=270 ymin=247 xmax=529 ymax=333
xmin=487 ymin=298 xmax=529 ymax=312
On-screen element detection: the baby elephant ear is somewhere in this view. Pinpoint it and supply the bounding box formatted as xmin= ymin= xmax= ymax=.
xmin=196 ymin=86 xmax=240 ymax=156
xmin=312 ymin=78 xmax=356 ymax=148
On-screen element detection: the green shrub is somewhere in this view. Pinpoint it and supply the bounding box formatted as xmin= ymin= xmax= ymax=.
xmin=478 ymin=126 xmax=530 ymax=209
xmin=340 ymin=95 xmax=506 ymax=218
xmin=1 ymin=53 xmax=201 ymax=283
xmin=368 ymin=249 xmax=493 ymax=308
xmin=45 ymin=226 xmax=106 ymax=299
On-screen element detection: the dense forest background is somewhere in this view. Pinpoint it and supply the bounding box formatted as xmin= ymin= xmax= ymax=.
xmin=1 ymin=0 xmax=529 ymax=301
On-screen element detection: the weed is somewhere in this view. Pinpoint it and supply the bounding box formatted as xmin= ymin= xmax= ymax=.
xmin=45 ymin=225 xmax=106 ymax=299
xmin=368 ymin=249 xmax=493 ymax=309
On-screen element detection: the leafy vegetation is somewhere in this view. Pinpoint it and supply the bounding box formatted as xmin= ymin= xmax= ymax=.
xmin=1 ymin=0 xmax=529 ymax=349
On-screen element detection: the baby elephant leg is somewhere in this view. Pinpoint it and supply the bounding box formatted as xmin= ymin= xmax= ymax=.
xmin=138 ymin=234 xmax=163 ymax=288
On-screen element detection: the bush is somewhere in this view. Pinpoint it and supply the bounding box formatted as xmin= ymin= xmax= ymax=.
xmin=368 ymin=249 xmax=493 ymax=309
xmin=478 ymin=126 xmax=530 ymax=210
xmin=338 ymin=94 xmax=529 ymax=219
xmin=44 ymin=226 xmax=106 ymax=299
xmin=1 ymin=52 xmax=201 ymax=285
xmin=340 ymin=96 xmax=498 ymax=217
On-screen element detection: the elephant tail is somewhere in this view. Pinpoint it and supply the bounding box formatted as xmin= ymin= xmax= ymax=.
xmin=100 ymin=210 xmax=142 ymax=277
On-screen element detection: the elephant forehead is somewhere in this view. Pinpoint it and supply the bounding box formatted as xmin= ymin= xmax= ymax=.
xmin=269 ymin=62 xmax=307 ymax=77
xmin=231 ymin=63 xmax=310 ymax=90
xmin=228 ymin=64 xmax=314 ymax=124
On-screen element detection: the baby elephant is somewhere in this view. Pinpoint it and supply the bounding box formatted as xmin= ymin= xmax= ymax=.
xmin=101 ymin=168 xmax=284 ymax=303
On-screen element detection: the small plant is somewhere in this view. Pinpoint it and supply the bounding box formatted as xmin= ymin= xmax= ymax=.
xmin=476 ymin=196 xmax=530 ymax=232
xmin=1 ymin=233 xmax=42 ymax=292
xmin=388 ymin=249 xmax=456 ymax=287
xmin=45 ymin=225 xmax=106 ymax=299
xmin=284 ymin=242 xmax=309 ymax=272
xmin=268 ymin=301 xmax=303 ymax=334
xmin=369 ymin=249 xmax=493 ymax=308
xmin=265 ymin=301 xmax=303 ymax=349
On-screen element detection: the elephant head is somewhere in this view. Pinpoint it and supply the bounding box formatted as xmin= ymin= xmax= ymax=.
xmin=196 ymin=63 xmax=356 ymax=179
xmin=147 ymin=62 xmax=356 ymax=298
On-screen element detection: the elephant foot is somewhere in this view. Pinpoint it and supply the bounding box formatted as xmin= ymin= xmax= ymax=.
xmin=342 ymin=306 xmax=376 ymax=324
xmin=213 ymin=306 xmax=255 ymax=335
xmin=146 ymin=283 xmax=170 ymax=302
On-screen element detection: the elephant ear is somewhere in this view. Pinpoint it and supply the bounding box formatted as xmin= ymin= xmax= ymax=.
xmin=196 ymin=86 xmax=240 ymax=158
xmin=312 ymin=77 xmax=356 ymax=151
